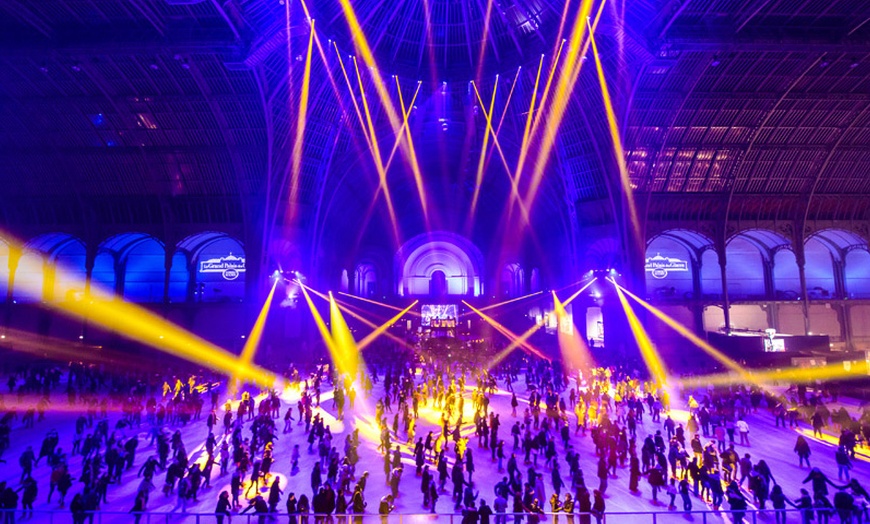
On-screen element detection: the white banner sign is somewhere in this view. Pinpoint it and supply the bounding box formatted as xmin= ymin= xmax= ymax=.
xmin=199 ymin=254 xmax=246 ymax=281
xmin=645 ymin=254 xmax=688 ymax=279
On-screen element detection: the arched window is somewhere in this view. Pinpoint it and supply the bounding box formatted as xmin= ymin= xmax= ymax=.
xmin=726 ymin=229 xmax=793 ymax=300
xmin=354 ymin=263 xmax=377 ymax=297
xmin=845 ymin=249 xmax=870 ymax=298
xmin=773 ymin=249 xmax=801 ymax=299
xmin=700 ymin=250 xmax=722 ymax=297
xmin=807 ymin=229 xmax=869 ymax=299
xmin=91 ymin=251 xmax=117 ymax=295
xmin=430 ymin=270 xmax=447 ymax=297
xmin=530 ymin=268 xmax=541 ymax=293
xmin=98 ymin=233 xmax=167 ymax=303
xmin=500 ymin=263 xmax=524 ymax=298
xmin=340 ymin=270 xmax=349 ymax=293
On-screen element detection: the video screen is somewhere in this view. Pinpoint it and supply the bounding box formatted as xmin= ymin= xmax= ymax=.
xmin=421 ymin=304 xmax=457 ymax=327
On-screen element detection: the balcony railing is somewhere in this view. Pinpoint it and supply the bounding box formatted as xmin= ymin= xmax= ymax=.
xmin=0 ymin=508 xmax=829 ymax=524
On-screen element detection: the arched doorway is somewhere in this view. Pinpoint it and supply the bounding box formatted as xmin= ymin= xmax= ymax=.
xmin=430 ymin=270 xmax=447 ymax=297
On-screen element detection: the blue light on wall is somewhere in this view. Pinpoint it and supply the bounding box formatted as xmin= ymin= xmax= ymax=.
xmin=91 ymin=252 xmax=116 ymax=295
xmin=122 ymin=237 xmax=166 ymax=303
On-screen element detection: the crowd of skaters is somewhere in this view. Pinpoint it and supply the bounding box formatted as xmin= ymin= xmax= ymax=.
xmin=0 ymin=352 xmax=866 ymax=524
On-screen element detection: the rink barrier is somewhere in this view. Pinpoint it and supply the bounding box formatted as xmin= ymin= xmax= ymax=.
xmin=0 ymin=508 xmax=830 ymax=524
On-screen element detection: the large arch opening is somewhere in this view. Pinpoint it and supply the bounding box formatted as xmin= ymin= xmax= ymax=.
xmin=395 ymin=232 xmax=484 ymax=297
xmin=807 ymin=229 xmax=869 ymax=299
xmin=725 ymin=229 xmax=792 ymax=300
xmin=98 ymin=233 xmax=167 ymax=303
xmin=500 ymin=263 xmax=525 ymax=298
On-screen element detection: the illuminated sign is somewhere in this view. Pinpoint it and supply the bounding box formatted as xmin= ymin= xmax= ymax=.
xmin=645 ymin=254 xmax=689 ymax=279
xmin=199 ymin=254 xmax=246 ymax=281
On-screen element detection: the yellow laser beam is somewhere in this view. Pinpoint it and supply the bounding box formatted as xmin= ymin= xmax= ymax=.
xmin=514 ymin=54 xmax=545 ymax=200
xmin=229 ymin=280 xmax=279 ymax=397
xmin=0 ymin=328 xmax=145 ymax=370
xmin=614 ymin=284 xmax=668 ymax=387
xmin=393 ymin=77 xmax=430 ymax=226
xmin=474 ymin=0 xmax=494 ymax=84
xmin=470 ymin=76 xmax=499 ymax=218
xmin=329 ymin=292 xmax=361 ymax=376
xmin=473 ymin=290 xmax=544 ymax=313
xmin=352 ymin=55 xmax=401 ymax=244
xmin=298 ymin=281 xmax=337 ymax=356
xmin=462 ymin=301 xmax=548 ymax=360
xmin=333 ymin=42 xmax=374 ymax=150
xmin=356 ymin=301 xmax=418 ymax=351
xmin=487 ymin=322 xmax=549 ymax=369
xmin=336 ymin=0 xmax=429 ymax=220
xmin=493 ymin=67 xmax=522 ymax=137
xmin=336 ymin=291 xmax=419 ymax=314
xmin=559 ymin=277 xmax=598 ymax=306
xmin=680 ymin=361 xmax=870 ymax=388
xmin=522 ymin=0 xmax=602 ymax=213
xmin=3 ymin=260 xmax=275 ymax=386
xmin=327 ymin=293 xmax=392 ymax=322
xmin=526 ymin=38 xmax=567 ymax=163
xmin=288 ymin=20 xmax=316 ymax=224
xmin=304 ymin=285 xmax=417 ymax=350
xmin=470 ymin=80 xmax=532 ymax=226
xmin=588 ymin=17 xmax=642 ymax=249
xmin=384 ymin=79 xmax=422 ymax=173
xmin=297 ymin=4 xmax=374 ymax=160
xmin=615 ymin=283 xmax=753 ymax=382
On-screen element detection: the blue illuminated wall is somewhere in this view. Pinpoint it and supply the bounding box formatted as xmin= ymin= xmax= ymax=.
xmin=700 ymin=249 xmax=722 ymax=296
xmin=121 ymin=236 xmax=166 ymax=302
xmin=91 ymin=252 xmax=116 ymax=294
xmin=192 ymin=236 xmax=245 ymax=302
xmin=803 ymin=238 xmax=836 ymax=298
xmin=645 ymin=236 xmax=694 ymax=299
xmin=772 ymin=248 xmax=801 ymax=299
xmin=845 ymin=249 xmax=870 ymax=298
xmin=55 ymin=244 xmax=86 ymax=300
xmin=725 ymin=237 xmax=766 ymax=299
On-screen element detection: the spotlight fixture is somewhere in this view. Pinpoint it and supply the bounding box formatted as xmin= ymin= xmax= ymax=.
xmin=39 ymin=63 xmax=49 ymax=73
xmin=71 ymin=62 xmax=82 ymax=72
xmin=819 ymin=60 xmax=829 ymax=68
xmin=710 ymin=56 xmax=720 ymax=67
xmin=149 ymin=62 xmax=160 ymax=70
xmin=850 ymin=60 xmax=860 ymax=69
